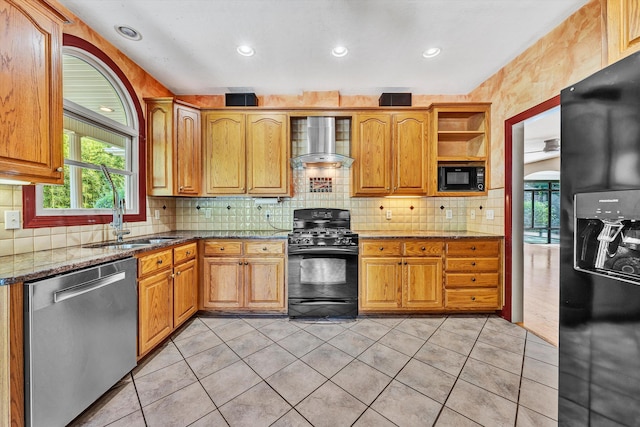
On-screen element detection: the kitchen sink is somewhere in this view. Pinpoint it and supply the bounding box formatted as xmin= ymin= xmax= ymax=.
xmin=83 ymin=236 xmax=182 ymax=250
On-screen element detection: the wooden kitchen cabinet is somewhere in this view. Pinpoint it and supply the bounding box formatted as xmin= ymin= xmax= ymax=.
xmin=444 ymin=238 xmax=502 ymax=310
xmin=0 ymin=0 xmax=66 ymax=184
xmin=146 ymin=98 xmax=201 ymax=196
xmin=430 ymin=103 xmax=490 ymax=196
xmin=607 ymin=0 xmax=640 ymax=64
xmin=360 ymin=240 xmax=443 ymax=312
xmin=137 ymin=242 xmax=198 ymax=357
xmin=201 ymin=239 xmax=286 ymax=312
xmin=202 ymin=112 xmax=291 ymax=196
xmin=351 ymin=112 xmax=428 ymax=196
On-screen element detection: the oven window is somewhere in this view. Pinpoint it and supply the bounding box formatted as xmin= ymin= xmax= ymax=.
xmin=300 ymin=258 xmax=346 ymax=285
xmin=447 ymin=171 xmax=469 ymax=184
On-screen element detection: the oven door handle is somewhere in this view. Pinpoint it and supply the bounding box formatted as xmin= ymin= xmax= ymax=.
xmin=288 ymin=247 xmax=358 ymax=255
xmin=294 ymin=299 xmax=352 ymax=305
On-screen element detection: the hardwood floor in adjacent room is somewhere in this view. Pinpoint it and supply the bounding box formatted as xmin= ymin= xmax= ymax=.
xmin=522 ymin=243 xmax=559 ymax=346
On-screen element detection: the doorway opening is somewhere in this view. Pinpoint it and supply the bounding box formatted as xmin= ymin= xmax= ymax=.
xmin=505 ymin=97 xmax=560 ymax=346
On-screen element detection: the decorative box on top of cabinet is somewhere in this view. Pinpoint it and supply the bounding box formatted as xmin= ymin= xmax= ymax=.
xmin=430 ymin=103 xmax=490 ymax=197
xmin=0 ymin=0 xmax=67 ymax=184
xmin=351 ymin=112 xmax=428 ymax=196
xmin=145 ymin=97 xmax=201 ymax=196
xmin=201 ymin=112 xmax=291 ymax=196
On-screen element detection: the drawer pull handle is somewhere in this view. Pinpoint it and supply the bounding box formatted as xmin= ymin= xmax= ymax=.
xmin=471 ymin=296 xmax=476 ymax=301
xmin=238 ymin=262 xmax=243 ymax=265
xmin=186 ymin=251 xmax=191 ymax=256
xmin=262 ymin=247 xmax=268 ymax=251
xmin=421 ymin=246 xmax=426 ymax=251
xmin=176 ymin=271 xmax=181 ymax=276
xmin=244 ymin=262 xmax=249 ymax=265
xmin=471 ymin=277 xmax=476 ymax=282
xmin=220 ymin=247 xmax=225 ymax=251
xmin=157 ymin=259 xmax=163 ymax=265
xmin=471 ymin=262 xmax=476 ymax=266
xmin=398 ymin=262 xmax=402 ymax=265
xmin=379 ymin=247 xmax=384 ymax=251
xmin=471 ymin=246 xmax=476 ymax=250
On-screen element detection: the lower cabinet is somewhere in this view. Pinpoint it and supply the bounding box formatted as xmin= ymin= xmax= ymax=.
xmin=137 ymin=242 xmax=198 ymax=358
xmin=360 ymin=237 xmax=503 ymax=313
xmin=201 ymin=239 xmax=286 ymax=312
xmin=360 ymin=240 xmax=443 ymax=312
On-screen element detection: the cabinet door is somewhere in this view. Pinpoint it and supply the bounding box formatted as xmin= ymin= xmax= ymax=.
xmin=360 ymin=257 xmax=402 ymax=310
xmin=393 ymin=113 xmax=427 ymax=195
xmin=403 ymin=258 xmax=443 ymax=309
xmin=0 ymin=0 xmax=64 ymax=184
xmin=202 ymin=257 xmax=244 ymax=308
xmin=138 ymin=269 xmax=174 ymax=356
xmin=246 ymin=113 xmax=290 ymax=195
xmin=173 ymin=258 xmax=198 ymax=327
xmin=607 ymin=0 xmax=640 ymax=64
xmin=245 ymin=257 xmax=285 ymax=310
xmin=146 ymin=100 xmax=173 ymax=196
xmin=175 ymin=104 xmax=201 ymax=195
xmin=202 ymin=113 xmax=246 ymax=195
xmin=351 ymin=114 xmax=392 ymax=196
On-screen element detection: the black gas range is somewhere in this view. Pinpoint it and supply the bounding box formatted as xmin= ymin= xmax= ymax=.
xmin=287 ymin=209 xmax=359 ymax=318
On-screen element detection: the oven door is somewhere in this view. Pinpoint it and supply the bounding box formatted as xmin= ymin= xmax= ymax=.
xmin=288 ymin=247 xmax=358 ymax=318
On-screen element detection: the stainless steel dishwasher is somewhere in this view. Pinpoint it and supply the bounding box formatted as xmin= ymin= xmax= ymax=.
xmin=24 ymin=258 xmax=137 ymax=427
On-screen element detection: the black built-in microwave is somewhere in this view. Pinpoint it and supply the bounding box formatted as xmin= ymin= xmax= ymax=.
xmin=438 ymin=166 xmax=485 ymax=192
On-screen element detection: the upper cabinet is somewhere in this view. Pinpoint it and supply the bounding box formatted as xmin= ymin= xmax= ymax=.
xmin=430 ymin=103 xmax=490 ymax=196
xmin=351 ymin=112 xmax=428 ymax=196
xmin=607 ymin=0 xmax=640 ymax=64
xmin=202 ymin=112 xmax=291 ymax=196
xmin=146 ymin=98 xmax=201 ymax=196
xmin=0 ymin=0 xmax=66 ymax=184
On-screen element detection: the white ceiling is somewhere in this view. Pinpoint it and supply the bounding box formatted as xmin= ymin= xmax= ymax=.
xmin=57 ymin=0 xmax=589 ymax=96
xmin=524 ymin=106 xmax=560 ymax=164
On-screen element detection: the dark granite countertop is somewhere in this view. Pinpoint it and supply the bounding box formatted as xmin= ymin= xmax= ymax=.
xmin=0 ymin=230 xmax=290 ymax=286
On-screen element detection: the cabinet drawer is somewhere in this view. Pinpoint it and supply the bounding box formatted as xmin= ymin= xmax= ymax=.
xmin=245 ymin=241 xmax=284 ymax=255
xmin=403 ymin=241 xmax=443 ymax=256
xmin=445 ymin=240 xmax=501 ymax=256
xmin=174 ymin=243 xmax=197 ymax=264
xmin=361 ymin=241 xmax=402 ymax=256
xmin=445 ymin=273 xmax=500 ymax=288
xmin=203 ymin=241 xmax=243 ymax=256
xmin=445 ymin=288 xmax=500 ymax=309
xmin=138 ymin=249 xmax=173 ymax=276
xmin=445 ymin=257 xmax=500 ymax=272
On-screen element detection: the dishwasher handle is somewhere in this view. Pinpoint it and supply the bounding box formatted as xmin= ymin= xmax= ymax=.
xmin=54 ymin=271 xmax=126 ymax=303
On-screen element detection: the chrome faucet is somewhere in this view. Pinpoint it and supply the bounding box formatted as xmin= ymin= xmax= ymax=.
xmin=100 ymin=164 xmax=130 ymax=242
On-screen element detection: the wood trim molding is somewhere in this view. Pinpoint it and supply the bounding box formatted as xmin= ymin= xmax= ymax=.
xmin=503 ymin=95 xmax=561 ymax=322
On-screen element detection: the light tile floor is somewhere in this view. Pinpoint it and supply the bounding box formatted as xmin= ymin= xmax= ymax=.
xmin=70 ymin=315 xmax=558 ymax=427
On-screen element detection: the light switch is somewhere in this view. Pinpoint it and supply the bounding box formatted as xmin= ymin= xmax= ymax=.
xmin=445 ymin=210 xmax=453 ymax=219
xmin=470 ymin=210 xmax=476 ymax=220
xmin=486 ymin=209 xmax=495 ymax=220
xmin=386 ymin=210 xmax=392 ymax=220
xmin=4 ymin=210 xmax=20 ymax=230
xmin=154 ymin=210 xmax=160 ymax=220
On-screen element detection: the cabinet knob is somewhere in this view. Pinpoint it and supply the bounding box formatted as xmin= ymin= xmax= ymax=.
xmin=262 ymin=247 xmax=268 ymax=251
xmin=186 ymin=251 xmax=191 ymax=256
xmin=176 ymin=271 xmax=181 ymax=276
xmin=179 ymin=186 xmax=184 ymax=191
xmin=471 ymin=296 xmax=476 ymax=301
xmin=244 ymin=262 xmax=249 ymax=265
xmin=171 ymin=273 xmax=175 ymax=278
xmin=393 ymin=186 xmax=397 ymax=190
xmin=56 ymin=166 xmax=63 ymax=172
xmin=421 ymin=246 xmax=426 ymax=251
xmin=398 ymin=262 xmax=402 ymax=265
xmin=471 ymin=262 xmax=476 ymax=266
xmin=238 ymin=262 xmax=243 ymax=265
xmin=386 ymin=187 xmax=390 ymax=190
xmin=157 ymin=259 xmax=163 ymax=265
xmin=404 ymin=262 xmax=408 ymax=265
xmin=220 ymin=247 xmax=225 ymax=251
xmin=471 ymin=277 xmax=476 ymax=282
xmin=471 ymin=246 xmax=476 ymax=250
xmin=379 ymin=247 xmax=384 ymax=251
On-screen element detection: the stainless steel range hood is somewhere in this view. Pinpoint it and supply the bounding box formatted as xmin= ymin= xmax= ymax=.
xmin=290 ymin=117 xmax=354 ymax=169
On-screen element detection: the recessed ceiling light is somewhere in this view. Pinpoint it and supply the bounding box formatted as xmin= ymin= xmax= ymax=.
xmin=99 ymin=106 xmax=114 ymax=112
xmin=237 ymin=45 xmax=255 ymax=57
xmin=331 ymin=46 xmax=348 ymax=57
xmin=422 ymin=47 xmax=441 ymax=58
xmin=115 ymin=25 xmax=142 ymax=41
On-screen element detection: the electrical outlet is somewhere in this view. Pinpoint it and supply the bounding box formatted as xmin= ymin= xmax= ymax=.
xmin=4 ymin=210 xmax=20 ymax=230
xmin=470 ymin=209 xmax=476 ymax=220
xmin=445 ymin=209 xmax=453 ymax=220
xmin=486 ymin=209 xmax=495 ymax=220
xmin=154 ymin=210 xmax=160 ymax=220
xmin=386 ymin=210 xmax=392 ymax=220
xmin=205 ymin=208 xmax=212 ymax=219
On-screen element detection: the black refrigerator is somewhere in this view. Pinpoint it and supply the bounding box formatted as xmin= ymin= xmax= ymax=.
xmin=560 ymin=50 xmax=640 ymax=425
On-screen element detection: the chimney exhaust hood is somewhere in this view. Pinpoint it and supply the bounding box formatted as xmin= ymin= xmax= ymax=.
xmin=290 ymin=117 xmax=354 ymax=169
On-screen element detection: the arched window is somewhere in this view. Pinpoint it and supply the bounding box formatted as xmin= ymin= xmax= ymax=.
xmin=24 ymin=35 xmax=146 ymax=227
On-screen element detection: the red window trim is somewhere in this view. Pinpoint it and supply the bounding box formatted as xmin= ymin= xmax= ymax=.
xmin=23 ymin=34 xmax=147 ymax=228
